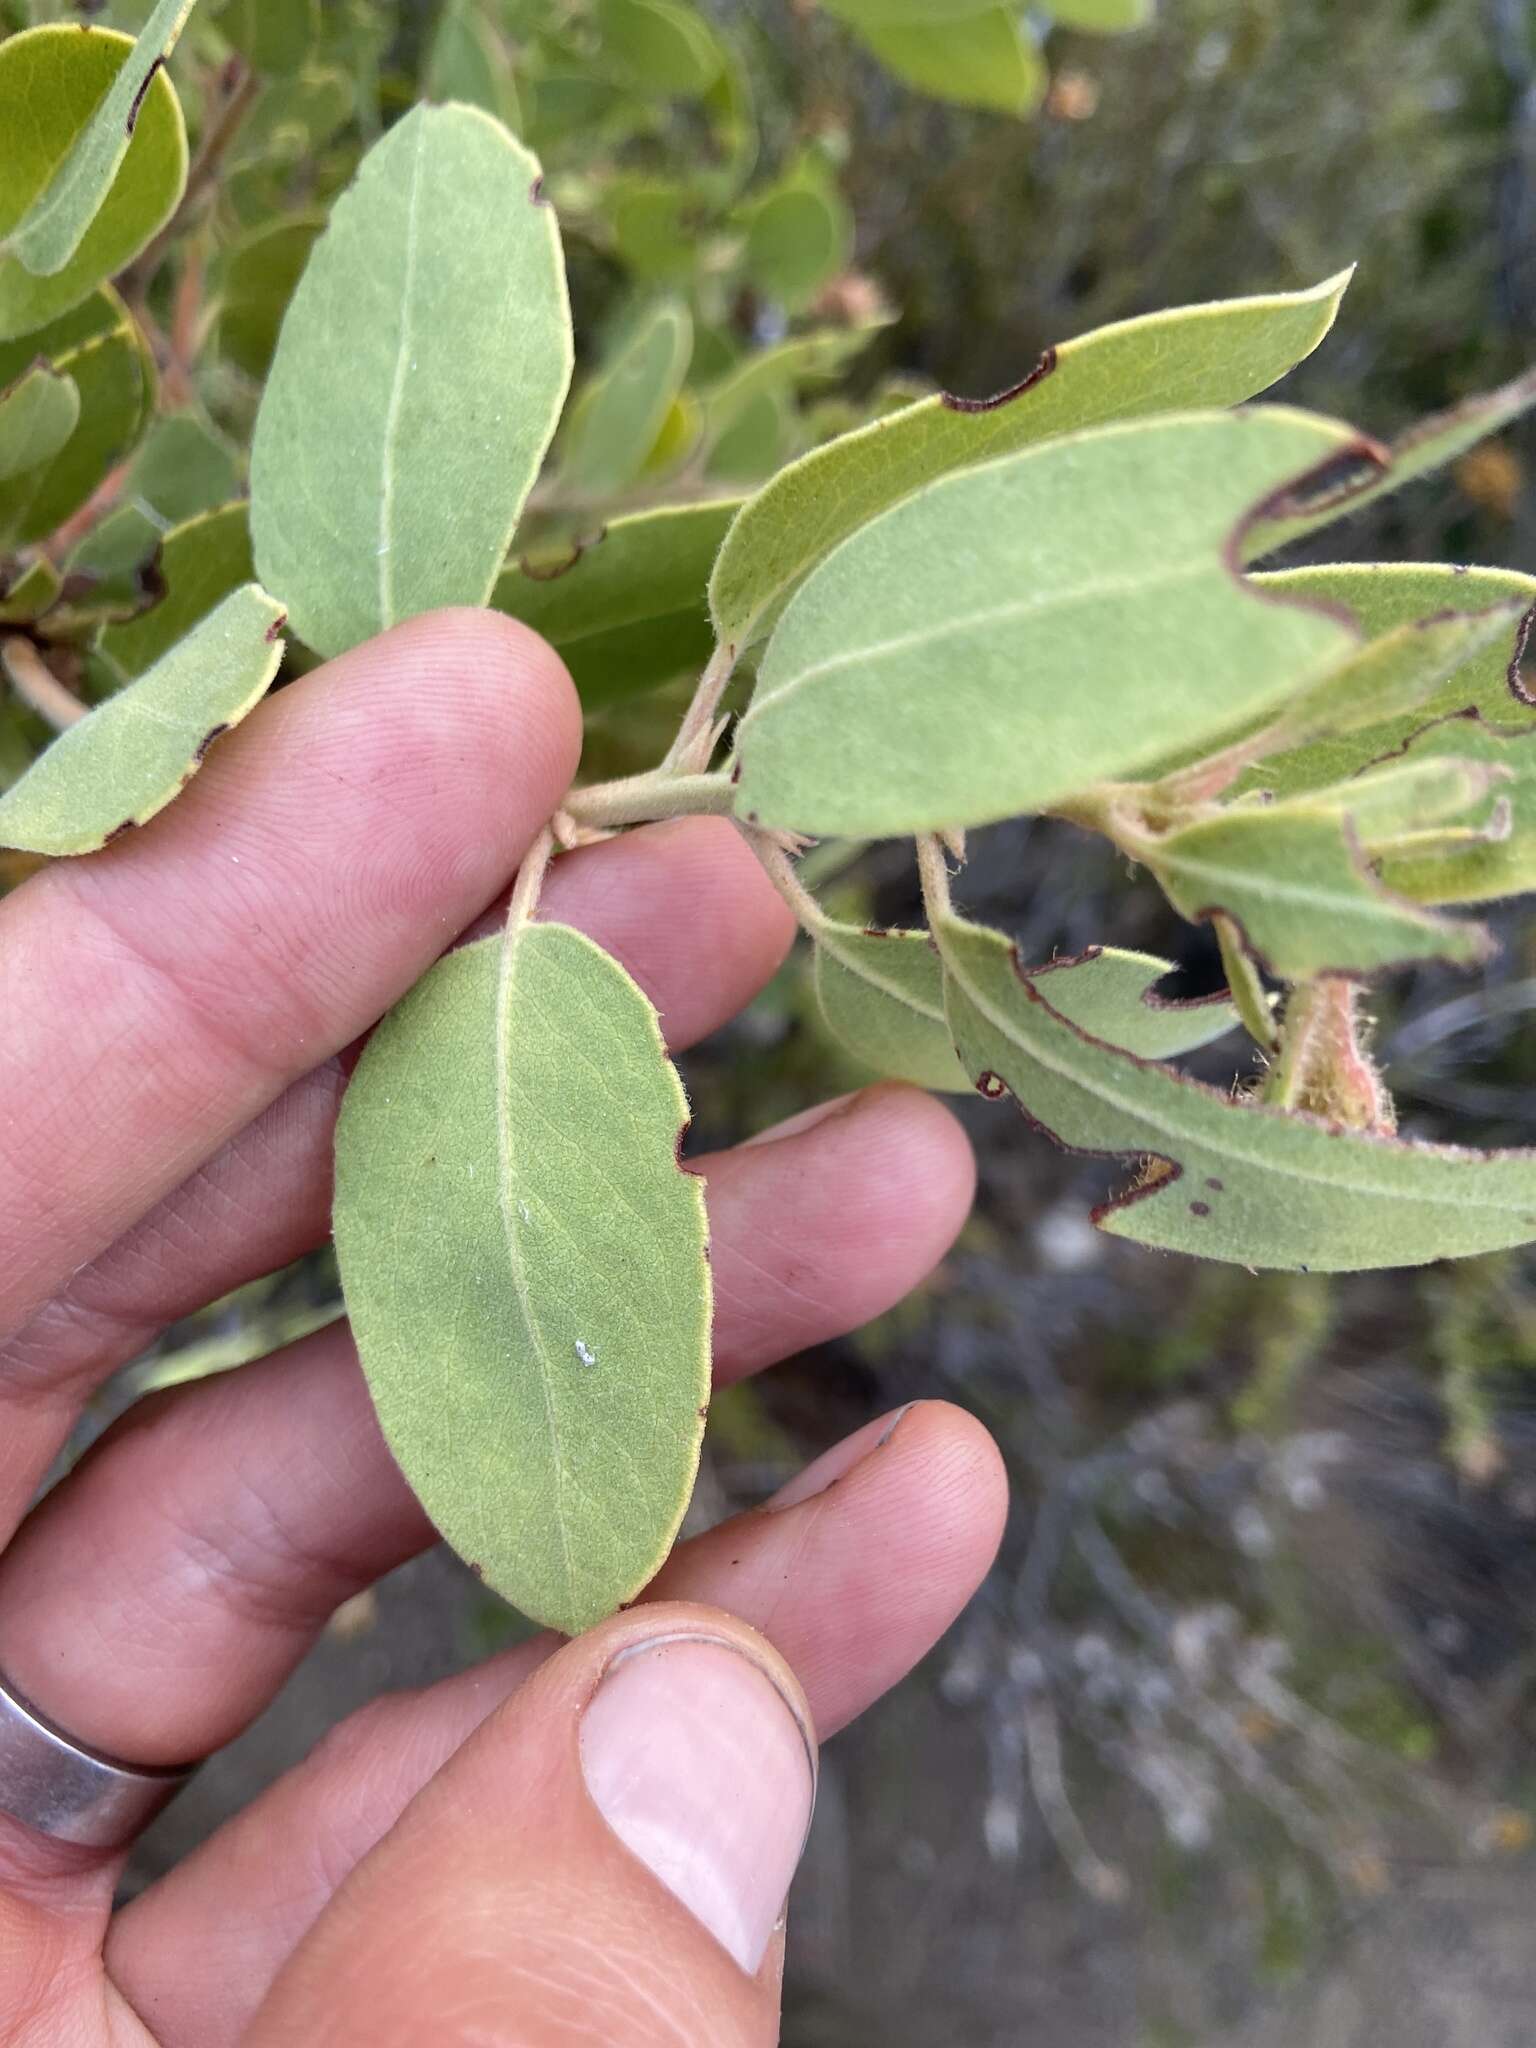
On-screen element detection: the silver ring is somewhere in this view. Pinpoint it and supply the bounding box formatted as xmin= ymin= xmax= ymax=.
xmin=0 ymin=1666 xmax=196 ymax=1850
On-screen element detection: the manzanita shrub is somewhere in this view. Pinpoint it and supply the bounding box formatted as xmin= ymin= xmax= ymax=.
xmin=5 ymin=2 xmax=1536 ymax=1636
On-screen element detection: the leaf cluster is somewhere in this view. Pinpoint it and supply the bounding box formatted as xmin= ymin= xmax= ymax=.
xmin=2 ymin=0 xmax=1535 ymax=1633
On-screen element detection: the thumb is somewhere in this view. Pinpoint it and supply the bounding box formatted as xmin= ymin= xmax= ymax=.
xmin=246 ymin=1603 xmax=818 ymax=2047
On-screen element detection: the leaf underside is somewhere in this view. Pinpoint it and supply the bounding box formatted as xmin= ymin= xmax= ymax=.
xmin=0 ymin=582 xmax=285 ymax=854
xmin=935 ymin=910 xmax=1536 ymax=1272
xmin=333 ymin=926 xmax=712 ymax=1636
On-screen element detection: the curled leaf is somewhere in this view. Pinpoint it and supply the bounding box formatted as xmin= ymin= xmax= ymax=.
xmin=934 ymin=908 xmax=1536 ymax=1271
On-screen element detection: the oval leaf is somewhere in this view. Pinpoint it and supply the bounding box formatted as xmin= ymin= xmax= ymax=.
xmin=0 ymin=582 xmax=284 ymax=854
xmin=935 ymin=909 xmax=1536 ymax=1271
xmin=0 ymin=361 xmax=80 ymax=482
xmin=333 ymin=924 xmax=711 ymax=1636
xmin=0 ymin=18 xmax=189 ymax=329
xmin=710 ymin=269 xmax=1352 ymax=651
xmin=250 ymin=103 xmax=572 ymax=660
xmin=733 ymin=408 xmax=1362 ymax=836
xmin=854 ymin=10 xmax=1046 ymax=116
xmin=559 ymin=298 xmax=692 ymax=496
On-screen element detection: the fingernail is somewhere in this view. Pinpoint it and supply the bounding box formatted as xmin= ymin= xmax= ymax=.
xmin=738 ymin=1090 xmax=862 ymax=1149
xmin=580 ymin=1634 xmax=816 ymax=1975
xmin=765 ymin=1403 xmax=916 ymax=1512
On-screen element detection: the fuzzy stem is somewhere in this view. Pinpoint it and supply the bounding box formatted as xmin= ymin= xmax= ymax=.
xmin=916 ymin=832 xmax=955 ymax=923
xmin=561 ymin=770 xmax=736 ymax=832
xmin=506 ymin=826 xmax=555 ymax=932
xmin=662 ymin=641 xmax=738 ymax=775
xmin=2 ymin=637 xmax=86 ymax=730
xmin=738 ymin=826 xmax=829 ymax=934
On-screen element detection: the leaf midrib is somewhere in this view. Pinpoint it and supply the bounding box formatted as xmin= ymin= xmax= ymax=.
xmin=377 ymin=114 xmax=426 ymax=629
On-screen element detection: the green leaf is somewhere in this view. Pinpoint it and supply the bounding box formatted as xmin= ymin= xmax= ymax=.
xmin=333 ymin=924 xmax=711 ymax=1636
xmin=0 ymin=288 xmax=150 ymax=548
xmin=491 ymin=497 xmax=738 ymax=709
xmin=1047 ymin=0 xmax=1153 ymax=29
xmin=423 ymin=0 xmax=519 ymax=125
xmin=214 ymin=0 xmax=317 ymax=73
xmin=97 ymin=499 xmax=253 ymax=679
xmin=234 ymin=63 xmax=353 ymax=169
xmin=0 ymin=24 xmax=187 ymax=338
xmin=854 ymin=9 xmax=1045 ymax=115
xmin=6 ymin=4 xmax=195 ymax=282
xmin=1139 ymin=576 xmax=1535 ymax=800
xmin=1131 ymin=795 xmax=1495 ymax=981
xmin=57 ymin=500 xmax=162 ymax=624
xmin=933 ymin=908 xmax=1536 ymax=1271
xmin=250 ymin=104 xmax=573 ymax=660
xmin=705 ymin=387 xmax=791 ymax=481
xmin=812 ymin=922 xmax=1237 ymax=1092
xmin=0 ymin=582 xmax=284 ymax=854
xmin=597 ymin=0 xmax=724 ymax=97
xmin=0 ymin=554 xmax=62 ymax=625
xmin=1376 ymin=716 xmax=1536 ymax=907
xmin=125 ymin=411 xmax=241 ymax=525
xmin=739 ymin=171 xmax=851 ymax=309
xmin=1243 ymin=367 xmax=1536 ymax=561
xmin=0 ymin=361 xmax=80 ymax=481
xmin=605 ymin=177 xmax=701 ymax=282
xmin=710 ymin=269 xmax=1353 ymax=652
xmin=733 ymin=408 xmax=1362 ymax=836
xmin=560 ymin=298 xmax=692 ymax=496
xmin=216 ymin=214 xmax=323 ymax=382
xmin=699 ymin=324 xmax=885 ymax=455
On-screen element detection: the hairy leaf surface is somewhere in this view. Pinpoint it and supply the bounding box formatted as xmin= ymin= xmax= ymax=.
xmin=734 ymin=409 xmax=1361 ymax=835
xmin=492 ymin=499 xmax=738 ymax=708
xmin=934 ymin=910 xmax=1536 ymax=1271
xmin=1243 ymin=368 xmax=1536 ymax=560
xmin=1133 ymin=800 xmax=1494 ymax=980
xmin=0 ymin=583 xmax=284 ymax=854
xmin=250 ymin=104 xmax=572 ymax=658
xmin=814 ymin=922 xmax=1237 ymax=1091
xmin=710 ymin=271 xmax=1351 ymax=651
xmin=333 ymin=926 xmax=711 ymax=1636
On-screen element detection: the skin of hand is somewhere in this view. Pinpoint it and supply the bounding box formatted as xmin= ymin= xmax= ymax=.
xmin=0 ymin=611 xmax=1006 ymax=2047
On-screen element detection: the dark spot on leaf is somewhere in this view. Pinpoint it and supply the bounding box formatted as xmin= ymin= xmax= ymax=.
xmin=1205 ymin=1177 xmax=1224 ymax=1191
xmin=941 ymin=346 xmax=1058 ymax=414
xmin=126 ymin=57 xmax=165 ymax=136
xmin=265 ymin=614 xmax=287 ymax=643
xmin=1189 ymin=1200 xmax=1211 ymax=1217
xmin=519 ymin=527 xmax=605 ymax=581
xmin=697 ymin=1404 xmax=708 ymax=1419
xmin=975 ymin=1070 xmax=1009 ymax=1099
xmin=862 ymin=924 xmax=892 ymax=939
xmin=103 ymin=819 xmax=137 ymax=844
xmin=529 ymin=174 xmax=548 ymax=205
xmin=466 ymin=1561 xmax=484 ymax=1579
xmin=193 ymin=722 xmax=229 ymax=762
xmin=1507 ymin=602 xmax=1536 ymax=707
xmin=1246 ymin=433 xmax=1390 ymax=531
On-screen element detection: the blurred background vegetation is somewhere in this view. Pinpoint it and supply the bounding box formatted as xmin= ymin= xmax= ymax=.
xmin=10 ymin=0 xmax=1536 ymax=2040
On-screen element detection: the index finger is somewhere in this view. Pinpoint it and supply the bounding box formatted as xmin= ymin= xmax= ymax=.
xmin=0 ymin=609 xmax=580 ymax=1347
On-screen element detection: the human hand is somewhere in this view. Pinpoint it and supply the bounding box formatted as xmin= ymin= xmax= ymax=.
xmin=0 ymin=612 xmax=1005 ymax=2045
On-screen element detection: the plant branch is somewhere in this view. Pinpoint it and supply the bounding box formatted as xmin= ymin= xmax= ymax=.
xmin=1213 ymin=913 xmax=1278 ymax=1052
xmin=127 ymin=60 xmax=261 ymax=289
xmin=2 ymin=637 xmax=86 ymax=730
xmin=737 ymin=825 xmax=829 ymax=933
xmin=663 ymin=641 xmax=738 ymax=775
xmin=561 ymin=769 xmax=736 ymax=832
xmin=506 ymin=825 xmax=555 ymax=930
xmin=916 ymin=832 xmax=955 ymax=923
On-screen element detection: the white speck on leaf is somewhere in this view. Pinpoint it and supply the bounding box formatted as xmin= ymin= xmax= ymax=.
xmin=574 ymin=1339 xmax=597 ymax=1369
